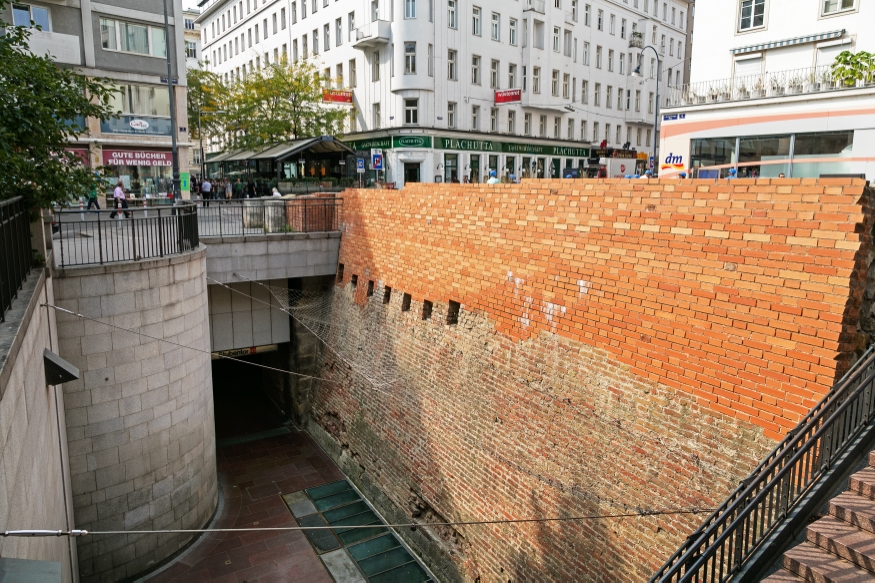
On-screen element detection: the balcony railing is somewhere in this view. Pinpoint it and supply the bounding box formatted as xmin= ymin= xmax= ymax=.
xmin=665 ymin=64 xmax=875 ymax=108
xmin=54 ymin=203 xmax=199 ymax=268
xmin=525 ymin=0 xmax=546 ymax=14
xmin=198 ymin=198 xmax=342 ymax=238
xmin=0 ymin=197 xmax=32 ymax=323
xmin=353 ymin=20 xmax=391 ymax=49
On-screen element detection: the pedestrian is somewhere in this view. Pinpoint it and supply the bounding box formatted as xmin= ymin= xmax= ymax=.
xmin=246 ymin=180 xmax=256 ymax=198
xmin=109 ymin=180 xmax=131 ymax=219
xmin=778 ymin=172 xmax=786 ymax=178
xmin=224 ymin=179 xmax=232 ymax=200
xmin=271 ymin=187 xmax=282 ymax=197
xmin=201 ymin=177 xmax=212 ymax=207
xmin=486 ymin=170 xmax=500 ymax=184
xmin=233 ymin=178 xmax=244 ymax=199
xmin=86 ymin=175 xmax=101 ymax=211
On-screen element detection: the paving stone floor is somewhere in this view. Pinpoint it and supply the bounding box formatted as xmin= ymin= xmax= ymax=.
xmin=144 ymin=429 xmax=346 ymax=583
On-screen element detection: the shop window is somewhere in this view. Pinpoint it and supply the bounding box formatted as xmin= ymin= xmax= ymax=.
xmin=793 ymin=131 xmax=854 ymax=178
xmin=738 ymin=135 xmax=791 ymax=178
xmin=691 ymin=138 xmax=738 ymax=175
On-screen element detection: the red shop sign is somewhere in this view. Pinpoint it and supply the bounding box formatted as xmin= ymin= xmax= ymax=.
xmin=322 ymin=89 xmax=353 ymax=104
xmin=102 ymin=149 xmax=173 ymax=167
xmin=495 ymin=89 xmax=522 ymax=104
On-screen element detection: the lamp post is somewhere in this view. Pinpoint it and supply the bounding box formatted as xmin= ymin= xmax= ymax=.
xmin=632 ymin=45 xmax=661 ymax=176
xmin=198 ymin=104 xmax=225 ymax=183
xmin=162 ymin=0 xmax=180 ymax=201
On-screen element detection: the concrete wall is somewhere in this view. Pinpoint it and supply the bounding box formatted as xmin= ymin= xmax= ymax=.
xmin=202 ymin=232 xmax=341 ymax=285
xmin=208 ymin=279 xmax=290 ymax=352
xmin=0 ymin=269 xmax=77 ymax=583
xmin=300 ymin=179 xmax=874 ymax=582
xmin=53 ymin=246 xmax=217 ymax=582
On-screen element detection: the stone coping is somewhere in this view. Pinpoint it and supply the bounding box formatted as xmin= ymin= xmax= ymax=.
xmin=200 ymin=231 xmax=341 ymax=244
xmin=51 ymin=244 xmax=207 ymax=278
xmin=0 ymin=264 xmax=48 ymax=402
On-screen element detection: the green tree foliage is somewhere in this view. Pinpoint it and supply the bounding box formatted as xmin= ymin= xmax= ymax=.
xmin=186 ymin=65 xmax=225 ymax=141
xmin=194 ymin=58 xmax=349 ymax=152
xmin=0 ymin=0 xmax=117 ymax=208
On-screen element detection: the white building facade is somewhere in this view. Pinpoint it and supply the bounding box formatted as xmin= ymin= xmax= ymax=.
xmin=198 ymin=0 xmax=691 ymax=186
xmin=659 ymin=0 xmax=875 ymax=180
xmin=185 ymin=8 xmax=203 ymax=69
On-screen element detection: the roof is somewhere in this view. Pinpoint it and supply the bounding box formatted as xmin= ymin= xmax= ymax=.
xmin=210 ymin=137 xmax=356 ymax=163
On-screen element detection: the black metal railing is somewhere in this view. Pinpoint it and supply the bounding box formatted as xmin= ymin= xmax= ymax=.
xmin=651 ymin=345 xmax=875 ymax=583
xmin=54 ymin=203 xmax=199 ymax=268
xmin=0 ymin=197 xmax=32 ymax=322
xmin=198 ymin=198 xmax=342 ymax=237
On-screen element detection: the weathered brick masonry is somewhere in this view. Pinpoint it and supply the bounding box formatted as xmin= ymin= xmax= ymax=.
xmin=304 ymin=178 xmax=873 ymax=581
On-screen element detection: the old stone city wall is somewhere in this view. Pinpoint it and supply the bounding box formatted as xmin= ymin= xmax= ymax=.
xmin=300 ymin=178 xmax=873 ymax=582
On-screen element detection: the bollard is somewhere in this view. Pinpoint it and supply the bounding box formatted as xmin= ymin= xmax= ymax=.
xmin=143 ymin=198 xmax=148 ymax=219
xmin=117 ymin=200 xmax=123 ymax=223
xmin=79 ymin=199 xmax=84 ymax=221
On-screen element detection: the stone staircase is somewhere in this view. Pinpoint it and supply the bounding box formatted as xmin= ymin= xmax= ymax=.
xmin=763 ymin=452 xmax=875 ymax=582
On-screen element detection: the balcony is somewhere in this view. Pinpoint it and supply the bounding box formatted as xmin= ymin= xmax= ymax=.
xmin=564 ymin=11 xmax=576 ymax=25
xmin=524 ymin=0 xmax=546 ymax=14
xmin=26 ymin=30 xmax=81 ymax=65
xmin=353 ymin=20 xmax=391 ymax=50
xmin=665 ymin=64 xmax=875 ymax=108
xmin=628 ymin=33 xmax=644 ymax=49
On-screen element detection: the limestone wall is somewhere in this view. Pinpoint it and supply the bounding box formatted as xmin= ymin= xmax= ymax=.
xmin=0 ymin=269 xmax=76 ymax=582
xmin=53 ymin=246 xmax=216 ymax=582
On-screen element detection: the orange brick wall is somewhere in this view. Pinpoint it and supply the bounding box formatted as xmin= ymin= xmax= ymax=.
xmin=304 ymin=178 xmax=873 ymax=581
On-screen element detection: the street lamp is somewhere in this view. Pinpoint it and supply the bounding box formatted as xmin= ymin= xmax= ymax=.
xmin=198 ymin=106 xmax=225 ymax=183
xmin=632 ymin=45 xmax=661 ymax=175
xmin=161 ymin=0 xmax=180 ymax=201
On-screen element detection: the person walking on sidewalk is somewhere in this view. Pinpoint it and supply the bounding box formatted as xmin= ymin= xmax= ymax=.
xmin=86 ymin=177 xmax=101 ymax=211
xmin=109 ymin=181 xmax=132 ymax=218
xmin=201 ymin=178 xmax=212 ymax=207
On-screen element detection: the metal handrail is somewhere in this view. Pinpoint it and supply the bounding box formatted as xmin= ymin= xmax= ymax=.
xmin=651 ymin=345 xmax=875 ymax=582
xmin=54 ymin=202 xmax=199 ymax=267
xmin=197 ymin=197 xmax=342 ymax=237
xmin=0 ymin=197 xmax=32 ymax=323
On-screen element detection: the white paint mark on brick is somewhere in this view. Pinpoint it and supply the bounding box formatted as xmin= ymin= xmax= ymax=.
xmin=578 ymin=280 xmax=590 ymax=296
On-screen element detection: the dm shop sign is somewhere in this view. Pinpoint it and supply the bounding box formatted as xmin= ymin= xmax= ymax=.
xmin=102 ymin=149 xmax=173 ymax=167
xmin=100 ymin=115 xmax=172 ymax=136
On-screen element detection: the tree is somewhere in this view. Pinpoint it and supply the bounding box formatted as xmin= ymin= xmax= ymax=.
xmin=218 ymin=58 xmax=350 ymax=151
xmin=186 ymin=65 xmax=225 ymax=142
xmin=0 ymin=0 xmax=118 ymax=208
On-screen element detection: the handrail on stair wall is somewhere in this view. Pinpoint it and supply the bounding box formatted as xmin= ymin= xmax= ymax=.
xmin=651 ymin=344 xmax=875 ymax=583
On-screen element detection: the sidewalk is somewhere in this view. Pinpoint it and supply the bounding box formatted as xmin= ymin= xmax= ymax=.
xmin=144 ymin=428 xmax=344 ymax=583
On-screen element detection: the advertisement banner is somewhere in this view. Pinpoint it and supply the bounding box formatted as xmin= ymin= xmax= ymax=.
xmin=322 ymin=89 xmax=354 ymax=104
xmin=102 ymin=149 xmax=173 ymax=167
xmin=495 ymin=89 xmax=522 ymax=104
xmin=100 ymin=115 xmax=173 ymax=136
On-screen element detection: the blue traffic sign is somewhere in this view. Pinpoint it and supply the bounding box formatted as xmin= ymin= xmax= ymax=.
xmin=357 ymin=158 xmax=365 ymax=173
xmin=372 ymin=154 xmax=384 ymax=171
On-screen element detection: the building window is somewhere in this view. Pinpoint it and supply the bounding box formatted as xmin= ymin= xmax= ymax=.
xmin=372 ymin=50 xmax=380 ymax=81
xmin=447 ymin=102 xmax=456 ymax=128
xmin=405 ymin=42 xmax=416 ymax=73
xmin=533 ymin=66 xmax=541 ymax=93
xmin=648 ymin=91 xmax=654 ymax=113
xmin=597 ymin=9 xmax=603 ymax=30
xmin=508 ymin=64 xmax=516 ymax=88
xmin=552 ymin=26 xmax=560 ymax=52
xmin=110 ymin=84 xmax=171 ymax=118
xmin=349 ymin=58 xmax=357 ymax=87
xmin=490 ymin=107 xmax=498 ymax=131
xmin=448 ymin=49 xmax=457 ymax=79
xmin=281 ymin=8 xmax=287 ymax=29
xmin=348 ymin=12 xmax=355 ymax=42
xmin=491 ymin=59 xmax=499 ymax=88
xmin=336 ymin=63 xmax=343 ymax=86
xmin=428 ymin=43 xmax=433 ymax=76
xmin=324 ymin=24 xmax=330 ymax=51
xmin=616 ymin=124 xmax=622 ymax=143
xmin=823 ymin=0 xmax=854 ymax=13
xmin=562 ymin=73 xmax=570 ymax=98
xmin=567 ymin=119 xmax=574 ymax=139
xmin=404 ymin=99 xmax=419 ymax=124
xmin=491 ymin=13 xmax=500 ymax=41
xmin=373 ymin=103 xmax=381 ymax=128
xmin=635 ymin=90 xmax=641 ymax=111
xmin=336 ymin=18 xmax=342 ymax=45
xmin=508 ymin=110 xmax=516 ymax=134
xmin=646 ymin=129 xmax=652 ymax=146
xmin=605 ymin=123 xmax=610 ymax=142
xmin=539 ymin=115 xmax=547 ymax=137
xmin=273 ymin=13 xmax=278 ymax=34
xmin=551 ymin=70 xmax=559 ymax=96
xmin=371 ymin=0 xmax=379 ymax=21
xmin=593 ymin=122 xmax=599 ymax=142
xmin=610 ymin=14 xmax=615 ymax=34
xmin=472 ymin=105 xmax=480 ymax=130
xmin=582 ymin=79 xmax=588 ymax=104
xmin=292 ymin=1 xmax=297 ymax=22
xmin=584 ymin=3 xmax=590 ymax=25
xmin=583 ymin=42 xmax=589 ymax=65
xmin=509 ymin=18 xmax=517 ymax=45
xmin=100 ymin=19 xmax=166 ymax=57
xmin=580 ymin=120 xmax=587 ymax=141
xmin=739 ymin=0 xmax=765 ymax=30
xmin=594 ymin=82 xmax=600 ymax=106
xmin=606 ymin=85 xmax=612 ymax=108
xmin=472 ymin=6 xmax=481 ymax=35
xmin=524 ymin=113 xmax=532 ymax=135
xmin=553 ymin=117 xmax=560 ymax=138
xmin=312 ymin=29 xmax=318 ymax=54
xmin=595 ymin=45 xmax=602 ymax=69
xmin=608 ymin=49 xmax=614 ymax=71
xmin=405 ymin=0 xmax=416 ymax=18
xmin=293 ymin=39 xmax=298 ymax=61
xmin=572 ymin=0 xmax=578 ymax=21
xmin=448 ymin=0 xmax=457 ymax=28
xmin=185 ymin=41 xmax=197 ymax=59
xmin=472 ymin=55 xmax=481 ymax=84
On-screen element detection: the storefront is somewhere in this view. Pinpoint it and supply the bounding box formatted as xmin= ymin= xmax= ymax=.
xmin=344 ymin=133 xmax=592 ymax=188
xmin=101 ymin=148 xmax=174 ymax=197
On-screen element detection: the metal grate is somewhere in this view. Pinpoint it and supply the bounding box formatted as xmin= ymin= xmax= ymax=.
xmin=0 ymin=197 xmax=32 ymax=323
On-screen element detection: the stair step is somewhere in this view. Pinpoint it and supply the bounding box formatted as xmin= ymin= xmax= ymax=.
xmin=831 ymin=493 xmax=875 ymax=535
xmin=867 ymin=451 xmax=875 ymax=468
xmin=783 ymin=542 xmax=875 ymax=582
xmin=850 ymin=468 xmax=875 ymax=500
xmin=808 ymin=516 xmax=875 ymax=574
xmin=761 ymin=569 xmax=805 ymax=582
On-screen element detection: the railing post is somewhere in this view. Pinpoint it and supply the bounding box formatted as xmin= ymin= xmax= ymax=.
xmin=158 ymin=208 xmax=165 ymax=257
xmin=97 ymin=211 xmax=103 ymax=265
xmin=58 ymin=208 xmax=66 ymax=268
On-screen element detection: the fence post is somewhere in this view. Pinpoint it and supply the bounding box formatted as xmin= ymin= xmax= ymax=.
xmin=158 ymin=208 xmax=165 ymax=257
xmin=303 ymin=199 xmax=308 ymax=232
xmin=97 ymin=210 xmax=104 ymax=265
